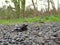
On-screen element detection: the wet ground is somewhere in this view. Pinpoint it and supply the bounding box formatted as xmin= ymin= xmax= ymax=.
xmin=0 ymin=22 xmax=60 ymax=45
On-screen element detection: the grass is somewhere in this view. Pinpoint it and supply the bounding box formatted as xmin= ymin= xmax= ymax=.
xmin=0 ymin=14 xmax=60 ymax=25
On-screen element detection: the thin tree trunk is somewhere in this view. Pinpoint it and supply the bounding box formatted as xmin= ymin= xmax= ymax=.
xmin=58 ymin=0 xmax=59 ymax=11
xmin=47 ymin=0 xmax=50 ymax=12
xmin=32 ymin=0 xmax=36 ymax=10
xmin=12 ymin=0 xmax=20 ymax=18
xmin=50 ymin=0 xmax=56 ymax=10
xmin=50 ymin=0 xmax=56 ymax=14
xmin=21 ymin=0 xmax=25 ymax=17
xmin=21 ymin=0 xmax=25 ymax=11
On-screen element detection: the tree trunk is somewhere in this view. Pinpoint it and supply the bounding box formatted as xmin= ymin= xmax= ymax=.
xmin=47 ymin=0 xmax=50 ymax=12
xmin=21 ymin=0 xmax=25 ymax=17
xmin=50 ymin=0 xmax=56 ymax=10
xmin=21 ymin=0 xmax=25 ymax=11
xmin=32 ymin=0 xmax=36 ymax=10
xmin=12 ymin=0 xmax=20 ymax=18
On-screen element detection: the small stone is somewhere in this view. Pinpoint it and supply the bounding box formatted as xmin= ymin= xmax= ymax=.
xmin=25 ymin=34 xmax=28 ymax=38
xmin=31 ymin=31 xmax=37 ymax=35
xmin=0 ymin=40 xmax=2 ymax=43
xmin=38 ymin=32 xmax=44 ymax=37
xmin=11 ymin=40 xmax=16 ymax=44
xmin=16 ymin=38 xmax=20 ymax=41
xmin=3 ymin=42 xmax=8 ymax=45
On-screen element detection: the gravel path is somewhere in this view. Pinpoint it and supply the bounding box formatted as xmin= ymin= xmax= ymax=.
xmin=0 ymin=22 xmax=60 ymax=45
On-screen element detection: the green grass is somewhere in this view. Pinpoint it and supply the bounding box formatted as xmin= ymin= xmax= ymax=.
xmin=0 ymin=14 xmax=60 ymax=25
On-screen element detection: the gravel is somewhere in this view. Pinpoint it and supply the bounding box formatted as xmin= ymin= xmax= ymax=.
xmin=0 ymin=22 xmax=60 ymax=45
